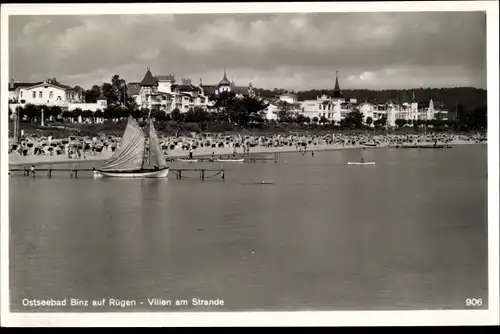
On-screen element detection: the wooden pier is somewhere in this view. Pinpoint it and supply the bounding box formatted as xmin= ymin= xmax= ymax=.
xmin=8 ymin=166 xmax=226 ymax=181
xmin=8 ymin=153 xmax=280 ymax=180
xmin=166 ymin=152 xmax=280 ymax=163
xmin=171 ymin=168 xmax=225 ymax=181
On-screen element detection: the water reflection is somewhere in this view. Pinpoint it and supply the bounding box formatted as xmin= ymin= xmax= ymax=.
xmin=10 ymin=145 xmax=488 ymax=311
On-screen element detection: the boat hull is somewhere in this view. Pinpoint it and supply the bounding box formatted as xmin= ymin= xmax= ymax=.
xmin=95 ymin=167 xmax=169 ymax=179
xmin=177 ymin=159 xmax=198 ymax=163
xmin=347 ymin=162 xmax=376 ymax=165
xmin=214 ymin=159 xmax=244 ymax=162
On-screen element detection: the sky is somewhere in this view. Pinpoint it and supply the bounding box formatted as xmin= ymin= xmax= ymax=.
xmin=9 ymin=11 xmax=487 ymax=91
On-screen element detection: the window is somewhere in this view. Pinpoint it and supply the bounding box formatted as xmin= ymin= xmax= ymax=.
xmin=20 ymin=91 xmax=23 ymax=98
xmin=32 ymin=91 xmax=36 ymax=98
xmin=49 ymin=91 xmax=54 ymax=99
xmin=39 ymin=91 xmax=43 ymax=98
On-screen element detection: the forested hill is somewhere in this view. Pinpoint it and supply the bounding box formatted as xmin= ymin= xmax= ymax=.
xmin=254 ymin=87 xmax=487 ymax=112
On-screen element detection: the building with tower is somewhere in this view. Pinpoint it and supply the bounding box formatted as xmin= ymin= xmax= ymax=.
xmin=127 ymin=67 xmax=260 ymax=114
xmin=217 ymin=68 xmax=231 ymax=94
xmin=128 ymin=68 xmax=210 ymax=113
xmin=299 ymin=71 xmax=356 ymax=122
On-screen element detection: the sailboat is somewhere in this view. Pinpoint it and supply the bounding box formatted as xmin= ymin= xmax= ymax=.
xmin=94 ymin=115 xmax=169 ymax=178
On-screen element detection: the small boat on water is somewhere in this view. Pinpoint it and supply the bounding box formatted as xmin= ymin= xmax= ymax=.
xmin=95 ymin=115 xmax=169 ymax=179
xmin=418 ymin=144 xmax=446 ymax=149
xmin=177 ymin=159 xmax=199 ymax=163
xmin=347 ymin=161 xmax=376 ymax=165
xmin=348 ymin=148 xmax=375 ymax=165
xmin=214 ymin=158 xmax=244 ymax=163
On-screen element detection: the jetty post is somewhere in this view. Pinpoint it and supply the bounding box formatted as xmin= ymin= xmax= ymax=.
xmin=70 ymin=169 xmax=79 ymax=178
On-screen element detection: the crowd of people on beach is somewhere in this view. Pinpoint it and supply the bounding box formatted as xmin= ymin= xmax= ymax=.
xmin=8 ymin=131 xmax=487 ymax=161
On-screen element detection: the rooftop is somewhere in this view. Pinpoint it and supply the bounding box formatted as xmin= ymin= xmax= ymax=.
xmin=140 ymin=69 xmax=159 ymax=87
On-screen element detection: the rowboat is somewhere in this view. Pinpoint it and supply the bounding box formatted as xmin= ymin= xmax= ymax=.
xmin=177 ymin=159 xmax=199 ymax=163
xmin=347 ymin=162 xmax=376 ymax=165
xmin=214 ymin=158 xmax=244 ymax=162
xmin=95 ymin=116 xmax=169 ymax=179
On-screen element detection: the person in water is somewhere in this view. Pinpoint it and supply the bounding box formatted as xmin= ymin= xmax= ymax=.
xmin=361 ymin=157 xmax=365 ymax=163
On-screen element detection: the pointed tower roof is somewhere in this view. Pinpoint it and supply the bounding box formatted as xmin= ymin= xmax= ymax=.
xmin=140 ymin=68 xmax=158 ymax=87
xmin=411 ymin=90 xmax=417 ymax=102
xmin=333 ymin=70 xmax=343 ymax=98
xmin=219 ymin=68 xmax=231 ymax=86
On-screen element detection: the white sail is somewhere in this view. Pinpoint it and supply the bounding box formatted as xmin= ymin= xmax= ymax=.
xmin=100 ymin=116 xmax=146 ymax=172
xmin=148 ymin=117 xmax=168 ymax=168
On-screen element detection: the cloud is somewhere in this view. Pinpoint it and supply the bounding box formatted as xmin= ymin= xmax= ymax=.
xmin=9 ymin=12 xmax=486 ymax=90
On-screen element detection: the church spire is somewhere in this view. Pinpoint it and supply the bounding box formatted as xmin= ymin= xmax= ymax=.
xmin=333 ymin=70 xmax=343 ymax=98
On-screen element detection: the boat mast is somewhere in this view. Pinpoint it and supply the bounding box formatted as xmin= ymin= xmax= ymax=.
xmin=148 ymin=117 xmax=153 ymax=167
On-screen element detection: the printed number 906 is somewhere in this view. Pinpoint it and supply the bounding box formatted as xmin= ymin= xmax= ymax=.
xmin=465 ymin=298 xmax=482 ymax=307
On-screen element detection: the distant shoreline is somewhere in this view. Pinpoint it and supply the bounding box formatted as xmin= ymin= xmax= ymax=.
xmin=8 ymin=140 xmax=486 ymax=167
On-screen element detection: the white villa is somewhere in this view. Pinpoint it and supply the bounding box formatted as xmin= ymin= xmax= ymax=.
xmin=8 ymin=78 xmax=107 ymax=113
xmin=127 ymin=68 xmax=256 ymax=113
xmin=272 ymin=72 xmax=448 ymax=126
xmin=299 ymin=73 xmax=357 ymax=123
xmin=357 ymin=92 xmax=448 ymax=127
xmin=255 ymin=71 xmax=448 ymax=125
xmin=262 ymin=93 xmax=303 ymax=121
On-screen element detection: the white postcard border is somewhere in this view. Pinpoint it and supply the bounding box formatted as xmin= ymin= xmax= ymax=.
xmin=1 ymin=1 xmax=498 ymax=327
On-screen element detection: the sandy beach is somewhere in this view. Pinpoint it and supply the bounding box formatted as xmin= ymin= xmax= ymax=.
xmin=8 ymin=138 xmax=485 ymax=167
